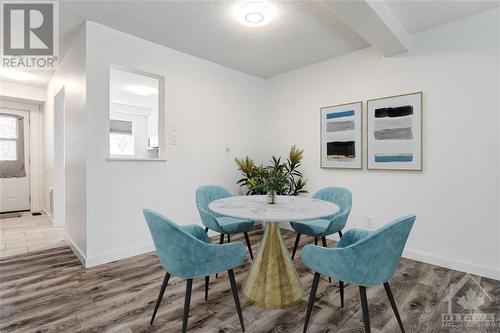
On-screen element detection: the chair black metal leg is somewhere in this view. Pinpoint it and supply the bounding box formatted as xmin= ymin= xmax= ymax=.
xmin=303 ymin=272 xmax=321 ymax=333
xmin=150 ymin=272 xmax=170 ymax=325
xmin=384 ymin=282 xmax=405 ymax=333
xmin=243 ymin=232 xmax=253 ymax=260
xmin=338 ymin=230 xmax=343 ymax=238
xmin=227 ymin=234 xmax=230 ymax=243
xmin=291 ymin=234 xmax=301 ymax=260
xmin=321 ymin=237 xmax=332 ymax=283
xmin=228 ymin=269 xmax=245 ymax=332
xmin=182 ymin=279 xmax=193 ymax=333
xmin=205 ymin=227 xmax=209 ymax=233
xmin=339 ymin=281 xmax=344 ymax=308
xmin=205 ymin=276 xmax=209 ymax=302
xmin=314 ymin=238 xmax=318 ymax=246
xmin=359 ymin=286 xmax=371 ymax=333
xmin=216 ymin=234 xmax=224 ymax=278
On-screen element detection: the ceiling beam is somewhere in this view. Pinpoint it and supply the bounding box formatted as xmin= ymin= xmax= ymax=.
xmin=321 ymin=0 xmax=411 ymax=56
xmin=306 ymin=2 xmax=369 ymax=51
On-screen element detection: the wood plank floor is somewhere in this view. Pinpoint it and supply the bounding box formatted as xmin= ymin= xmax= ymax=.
xmin=1 ymin=226 xmax=498 ymax=333
xmin=0 ymin=213 xmax=65 ymax=258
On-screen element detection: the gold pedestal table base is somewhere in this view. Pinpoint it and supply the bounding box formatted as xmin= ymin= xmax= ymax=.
xmin=243 ymin=222 xmax=305 ymax=309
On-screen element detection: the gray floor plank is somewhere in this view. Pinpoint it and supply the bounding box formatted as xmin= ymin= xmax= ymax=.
xmin=1 ymin=226 xmax=498 ymax=332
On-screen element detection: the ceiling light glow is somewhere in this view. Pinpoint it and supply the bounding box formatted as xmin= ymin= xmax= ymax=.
xmin=235 ymin=1 xmax=275 ymax=27
xmin=0 ymin=68 xmax=33 ymax=81
xmin=246 ymin=12 xmax=264 ymax=24
xmin=125 ymin=85 xmax=156 ymax=96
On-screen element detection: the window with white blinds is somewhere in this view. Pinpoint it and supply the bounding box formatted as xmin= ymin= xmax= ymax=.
xmin=109 ymin=120 xmax=134 ymax=156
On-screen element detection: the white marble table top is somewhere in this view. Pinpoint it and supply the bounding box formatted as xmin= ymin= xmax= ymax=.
xmin=208 ymin=195 xmax=339 ymax=223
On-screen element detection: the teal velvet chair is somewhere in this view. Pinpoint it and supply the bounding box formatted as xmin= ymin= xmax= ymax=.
xmin=301 ymin=214 xmax=416 ymax=333
xmin=143 ymin=209 xmax=246 ymax=332
xmin=290 ymin=187 xmax=352 ymax=260
xmin=196 ymin=185 xmax=255 ymax=260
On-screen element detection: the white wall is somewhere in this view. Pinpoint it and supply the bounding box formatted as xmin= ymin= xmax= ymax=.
xmin=84 ymin=21 xmax=266 ymax=266
xmin=265 ymin=9 xmax=500 ymax=279
xmin=44 ymin=26 xmax=87 ymax=261
xmin=0 ymin=81 xmax=46 ymax=103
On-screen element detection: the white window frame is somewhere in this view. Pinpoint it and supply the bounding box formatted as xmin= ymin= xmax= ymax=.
xmin=107 ymin=64 xmax=166 ymax=161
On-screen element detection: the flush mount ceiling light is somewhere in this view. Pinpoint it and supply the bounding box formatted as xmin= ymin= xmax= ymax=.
xmin=125 ymin=85 xmax=156 ymax=96
xmin=234 ymin=1 xmax=275 ymax=27
xmin=0 ymin=68 xmax=33 ymax=81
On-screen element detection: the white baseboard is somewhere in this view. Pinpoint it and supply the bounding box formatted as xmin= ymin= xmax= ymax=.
xmin=403 ymin=248 xmax=500 ymax=281
xmin=84 ymin=223 xmax=260 ymax=267
xmin=64 ymin=232 xmax=87 ymax=267
xmin=280 ymin=222 xmax=499 ymax=281
xmin=71 ymin=223 xmax=500 ymax=281
xmin=85 ymin=243 xmax=155 ymax=268
xmin=42 ymin=204 xmax=67 ymax=226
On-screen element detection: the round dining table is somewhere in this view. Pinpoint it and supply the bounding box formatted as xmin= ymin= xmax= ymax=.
xmin=209 ymin=195 xmax=339 ymax=309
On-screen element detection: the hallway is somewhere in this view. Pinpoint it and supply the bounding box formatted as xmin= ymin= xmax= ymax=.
xmin=0 ymin=212 xmax=65 ymax=258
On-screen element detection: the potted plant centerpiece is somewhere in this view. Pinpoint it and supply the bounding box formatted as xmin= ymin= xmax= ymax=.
xmin=263 ymin=162 xmax=287 ymax=204
xmin=235 ymin=145 xmax=308 ymax=204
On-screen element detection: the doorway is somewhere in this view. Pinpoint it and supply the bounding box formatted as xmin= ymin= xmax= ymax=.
xmin=53 ymin=87 xmax=65 ymax=225
xmin=0 ymin=108 xmax=30 ymax=213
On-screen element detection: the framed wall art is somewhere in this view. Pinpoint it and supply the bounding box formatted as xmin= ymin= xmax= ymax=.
xmin=367 ymin=92 xmax=422 ymax=171
xmin=320 ymin=101 xmax=362 ymax=169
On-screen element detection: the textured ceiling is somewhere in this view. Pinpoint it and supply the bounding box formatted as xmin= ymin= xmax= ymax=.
xmin=6 ymin=1 xmax=499 ymax=88
xmin=59 ymin=1 xmax=363 ymax=79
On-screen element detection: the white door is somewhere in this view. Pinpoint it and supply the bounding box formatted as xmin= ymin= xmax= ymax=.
xmin=0 ymin=108 xmax=30 ymax=212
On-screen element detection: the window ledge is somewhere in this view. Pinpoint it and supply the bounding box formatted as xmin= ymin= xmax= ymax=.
xmin=106 ymin=157 xmax=167 ymax=162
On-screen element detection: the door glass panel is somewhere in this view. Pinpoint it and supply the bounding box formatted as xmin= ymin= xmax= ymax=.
xmin=0 ymin=140 xmax=17 ymax=161
xmin=0 ymin=115 xmax=18 ymax=161
xmin=0 ymin=116 xmax=17 ymax=139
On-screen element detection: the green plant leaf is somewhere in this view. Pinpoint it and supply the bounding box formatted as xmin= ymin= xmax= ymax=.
xmin=235 ymin=146 xmax=307 ymax=196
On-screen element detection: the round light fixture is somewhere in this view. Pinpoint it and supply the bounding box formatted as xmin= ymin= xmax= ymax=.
xmin=246 ymin=12 xmax=264 ymax=24
xmin=0 ymin=68 xmax=33 ymax=81
xmin=234 ymin=1 xmax=275 ymax=28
